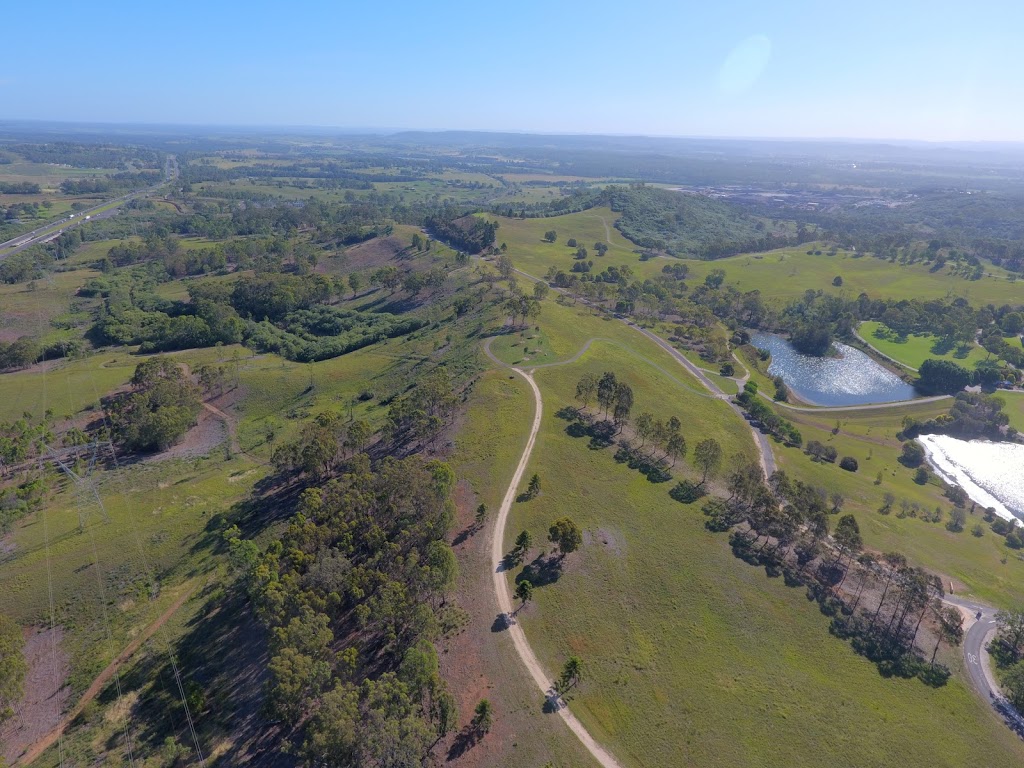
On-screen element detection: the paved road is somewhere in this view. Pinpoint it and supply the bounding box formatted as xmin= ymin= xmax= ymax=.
xmin=762 ymin=390 xmax=952 ymax=413
xmin=0 ymin=155 xmax=177 ymax=260
xmin=943 ymin=594 xmax=1024 ymax=736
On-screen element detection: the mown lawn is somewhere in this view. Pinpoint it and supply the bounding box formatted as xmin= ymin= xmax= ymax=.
xmin=502 ymin=346 xmax=1024 ymax=767
xmin=859 ymin=321 xmax=995 ymax=370
xmin=1001 ymin=390 xmax=1024 ymax=432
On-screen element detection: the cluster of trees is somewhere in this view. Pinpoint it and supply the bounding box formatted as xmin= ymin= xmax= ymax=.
xmin=902 ymin=392 xmax=1012 ymax=441
xmin=604 ymin=184 xmax=809 ymax=259
xmin=384 ymin=368 xmax=460 ymax=451
xmin=734 ymin=382 xmax=803 ymax=446
xmin=59 ymin=170 xmax=160 ymax=195
xmin=0 ymin=415 xmax=54 ymax=533
xmin=246 ymin=306 xmax=426 ymax=363
xmin=272 ymin=412 xmax=373 ymax=480
xmin=574 ymin=371 xmax=634 ymax=426
xmin=0 ymin=245 xmax=55 ymax=284
xmin=570 ymin=372 xmax=724 ymax=492
xmin=233 ymin=454 xmax=460 ymax=764
xmin=915 ymin=359 xmax=974 ymax=396
xmin=0 ymin=336 xmax=40 ymax=371
xmin=703 ymin=464 xmax=959 ymax=685
xmin=991 ymin=609 xmax=1024 ymax=711
xmin=0 ymin=181 xmax=41 ymax=194
xmin=425 ymin=213 xmax=497 ymax=254
xmin=11 ymin=141 xmax=162 ymax=169
xmin=104 ymin=357 xmax=201 ymax=452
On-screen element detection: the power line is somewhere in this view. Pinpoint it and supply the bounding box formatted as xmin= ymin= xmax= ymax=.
xmin=85 ymin=372 xmax=209 ymax=767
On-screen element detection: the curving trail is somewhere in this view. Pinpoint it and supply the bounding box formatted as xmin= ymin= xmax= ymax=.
xmin=483 ymin=339 xmax=624 ymax=768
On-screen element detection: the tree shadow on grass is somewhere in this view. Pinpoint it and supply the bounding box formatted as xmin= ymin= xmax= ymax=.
xmin=515 ymin=555 xmax=562 ymax=588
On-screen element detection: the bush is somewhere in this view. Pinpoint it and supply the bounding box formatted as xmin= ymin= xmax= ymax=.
xmin=839 ymin=456 xmax=859 ymax=472
xmin=900 ymin=441 xmax=925 ymax=467
xmin=914 ymin=467 xmax=930 ymax=485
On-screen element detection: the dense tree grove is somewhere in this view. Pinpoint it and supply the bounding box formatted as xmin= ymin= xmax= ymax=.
xmin=233 ymin=454 xmax=459 ymax=765
xmin=104 ymin=357 xmax=201 ymax=452
xmin=603 ymin=184 xmax=810 ymax=259
xmin=425 ymin=213 xmax=497 ymax=253
xmin=902 ymin=392 xmax=1012 ymax=441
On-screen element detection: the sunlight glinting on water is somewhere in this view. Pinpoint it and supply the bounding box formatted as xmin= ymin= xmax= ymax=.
xmin=917 ymin=434 xmax=1024 ymax=525
xmin=751 ymin=334 xmax=917 ymax=406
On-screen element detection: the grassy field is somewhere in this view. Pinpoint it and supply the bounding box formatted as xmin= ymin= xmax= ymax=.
xmin=770 ymin=401 xmax=1024 ymax=608
xmin=1001 ymin=390 xmax=1024 ymax=432
xmin=489 ymin=210 xmax=1024 ymax=308
xmin=859 ymin=321 xmax=994 ymax=370
xmin=0 ymin=267 xmax=100 ymax=343
xmin=497 ymin=343 xmax=1024 ymax=768
xmin=678 ymin=246 xmax=1023 ymax=305
xmin=488 ymin=207 xmax=640 ymax=277
xmin=447 ymin=367 xmax=600 ymax=767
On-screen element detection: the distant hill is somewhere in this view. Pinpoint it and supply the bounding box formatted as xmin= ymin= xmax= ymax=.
xmin=604 ymin=185 xmax=799 ymax=259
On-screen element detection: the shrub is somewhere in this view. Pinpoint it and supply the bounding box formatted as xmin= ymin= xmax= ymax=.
xmin=900 ymin=441 xmax=926 ymax=467
xmin=839 ymin=456 xmax=858 ymax=472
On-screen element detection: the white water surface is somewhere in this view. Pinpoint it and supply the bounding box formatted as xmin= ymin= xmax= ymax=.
xmin=917 ymin=434 xmax=1024 ymax=525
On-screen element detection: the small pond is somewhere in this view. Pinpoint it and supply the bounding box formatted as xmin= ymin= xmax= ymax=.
xmin=751 ymin=333 xmax=918 ymax=407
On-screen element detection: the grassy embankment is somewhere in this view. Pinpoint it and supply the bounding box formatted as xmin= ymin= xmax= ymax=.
xmin=495 ymin=208 xmax=1024 ymax=606
xmin=449 ymin=365 xmax=600 ymax=767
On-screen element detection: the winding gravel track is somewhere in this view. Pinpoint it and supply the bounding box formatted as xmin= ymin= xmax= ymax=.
xmin=483 ymin=338 xmax=624 ymax=768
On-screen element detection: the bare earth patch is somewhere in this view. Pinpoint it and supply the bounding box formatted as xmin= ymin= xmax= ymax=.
xmin=147 ymin=408 xmax=226 ymax=462
xmin=338 ymin=235 xmax=409 ymax=271
xmin=584 ymin=527 xmax=624 ymax=558
xmin=1 ymin=627 xmax=70 ymax=766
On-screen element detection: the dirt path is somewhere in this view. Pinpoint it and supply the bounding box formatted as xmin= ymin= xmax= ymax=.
xmin=202 ymin=401 xmax=241 ymax=454
xmin=16 ymin=587 xmax=194 ymax=767
xmin=593 ymin=214 xmax=612 ymax=244
xmin=484 ymin=346 xmax=624 ymax=768
xmin=510 ymin=264 xmax=777 ymax=476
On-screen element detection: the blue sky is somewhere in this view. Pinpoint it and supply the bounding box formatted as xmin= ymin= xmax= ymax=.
xmin=4 ymin=0 xmax=1024 ymax=141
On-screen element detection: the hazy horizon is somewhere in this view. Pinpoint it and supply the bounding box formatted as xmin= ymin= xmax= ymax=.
xmin=4 ymin=0 xmax=1024 ymax=143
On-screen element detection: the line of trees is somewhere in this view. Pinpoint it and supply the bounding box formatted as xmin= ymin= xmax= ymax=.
xmin=701 ymin=462 xmax=961 ymax=686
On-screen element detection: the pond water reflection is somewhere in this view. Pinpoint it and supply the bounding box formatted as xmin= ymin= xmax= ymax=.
xmin=751 ymin=333 xmax=918 ymax=407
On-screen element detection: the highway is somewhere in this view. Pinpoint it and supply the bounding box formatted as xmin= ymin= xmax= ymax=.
xmin=0 ymin=154 xmax=177 ymax=260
